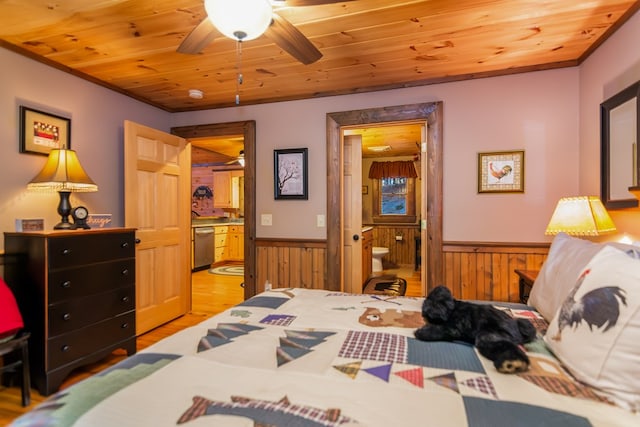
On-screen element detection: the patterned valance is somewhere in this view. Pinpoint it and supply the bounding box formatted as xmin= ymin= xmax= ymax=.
xmin=368 ymin=161 xmax=417 ymax=179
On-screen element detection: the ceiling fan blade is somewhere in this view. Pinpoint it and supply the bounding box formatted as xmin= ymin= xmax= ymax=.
xmin=282 ymin=0 xmax=355 ymax=6
xmin=177 ymin=18 xmax=217 ymax=54
xmin=264 ymin=12 xmax=322 ymax=65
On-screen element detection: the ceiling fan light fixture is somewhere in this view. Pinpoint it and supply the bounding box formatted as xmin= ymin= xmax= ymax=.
xmin=368 ymin=145 xmax=392 ymax=152
xmin=205 ymin=0 xmax=273 ymax=41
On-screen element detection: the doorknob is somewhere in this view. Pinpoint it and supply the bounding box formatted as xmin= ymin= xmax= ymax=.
xmin=353 ymin=234 xmax=359 ymax=241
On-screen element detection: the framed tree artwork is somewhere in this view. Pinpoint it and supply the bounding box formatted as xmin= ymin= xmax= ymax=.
xmin=274 ymin=148 xmax=308 ymax=200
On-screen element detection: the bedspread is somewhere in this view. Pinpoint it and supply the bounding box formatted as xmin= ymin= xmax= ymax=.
xmin=11 ymin=288 xmax=639 ymax=426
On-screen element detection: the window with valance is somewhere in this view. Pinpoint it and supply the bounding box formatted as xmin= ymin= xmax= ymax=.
xmin=368 ymin=161 xmax=417 ymax=224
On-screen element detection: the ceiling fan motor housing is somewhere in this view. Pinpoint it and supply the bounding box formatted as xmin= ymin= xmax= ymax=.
xmin=205 ymin=0 xmax=273 ymax=41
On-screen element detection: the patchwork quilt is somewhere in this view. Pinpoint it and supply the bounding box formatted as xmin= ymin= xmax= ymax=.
xmin=11 ymin=289 xmax=639 ymax=426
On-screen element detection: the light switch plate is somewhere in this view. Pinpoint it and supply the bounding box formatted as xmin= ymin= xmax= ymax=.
xmin=261 ymin=214 xmax=272 ymax=226
xmin=317 ymin=214 xmax=325 ymax=227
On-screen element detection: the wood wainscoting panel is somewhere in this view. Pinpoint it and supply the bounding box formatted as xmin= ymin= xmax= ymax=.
xmin=442 ymin=242 xmax=550 ymax=303
xmin=255 ymin=238 xmax=548 ymax=302
xmin=256 ymin=239 xmax=327 ymax=292
xmin=370 ymin=225 xmax=421 ymax=267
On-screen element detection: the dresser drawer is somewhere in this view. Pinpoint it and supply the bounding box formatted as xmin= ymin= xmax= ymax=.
xmin=48 ymin=232 xmax=135 ymax=269
xmin=47 ymin=311 xmax=135 ymax=370
xmin=48 ymin=286 xmax=135 ymax=337
xmin=48 ymin=259 xmax=135 ymax=303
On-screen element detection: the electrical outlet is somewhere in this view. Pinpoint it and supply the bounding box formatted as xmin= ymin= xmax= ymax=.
xmin=317 ymin=214 xmax=325 ymax=227
xmin=261 ymin=214 xmax=272 ymax=226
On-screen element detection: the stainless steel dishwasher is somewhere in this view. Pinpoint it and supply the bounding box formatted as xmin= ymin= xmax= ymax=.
xmin=193 ymin=226 xmax=215 ymax=271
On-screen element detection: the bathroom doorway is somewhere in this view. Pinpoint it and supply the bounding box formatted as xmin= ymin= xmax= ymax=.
xmin=326 ymin=102 xmax=444 ymax=296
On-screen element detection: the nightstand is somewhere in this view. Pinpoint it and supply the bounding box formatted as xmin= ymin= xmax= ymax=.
xmin=514 ymin=269 xmax=539 ymax=304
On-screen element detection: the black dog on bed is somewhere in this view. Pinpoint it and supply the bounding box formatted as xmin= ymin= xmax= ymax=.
xmin=414 ymin=286 xmax=537 ymax=373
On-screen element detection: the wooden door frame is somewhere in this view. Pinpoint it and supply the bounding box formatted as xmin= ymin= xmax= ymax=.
xmin=326 ymin=102 xmax=443 ymax=293
xmin=171 ymin=121 xmax=257 ymax=299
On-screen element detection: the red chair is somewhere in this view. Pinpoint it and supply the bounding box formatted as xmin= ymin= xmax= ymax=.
xmin=0 ymin=271 xmax=31 ymax=406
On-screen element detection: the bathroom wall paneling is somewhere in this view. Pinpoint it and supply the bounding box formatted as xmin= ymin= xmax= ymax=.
xmin=370 ymin=225 xmax=421 ymax=267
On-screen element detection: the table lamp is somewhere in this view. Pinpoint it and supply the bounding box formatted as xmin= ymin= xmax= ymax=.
xmin=27 ymin=148 xmax=98 ymax=229
xmin=545 ymin=196 xmax=616 ymax=236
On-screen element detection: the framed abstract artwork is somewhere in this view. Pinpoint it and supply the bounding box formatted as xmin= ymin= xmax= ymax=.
xmin=19 ymin=106 xmax=71 ymax=155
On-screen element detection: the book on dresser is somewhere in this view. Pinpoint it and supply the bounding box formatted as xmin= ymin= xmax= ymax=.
xmin=3 ymin=228 xmax=137 ymax=396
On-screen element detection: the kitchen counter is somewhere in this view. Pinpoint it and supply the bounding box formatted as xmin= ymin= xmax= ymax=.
xmin=192 ymin=218 xmax=244 ymax=228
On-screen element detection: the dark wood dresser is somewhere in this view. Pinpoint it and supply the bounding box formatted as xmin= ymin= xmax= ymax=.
xmin=3 ymin=228 xmax=137 ymax=395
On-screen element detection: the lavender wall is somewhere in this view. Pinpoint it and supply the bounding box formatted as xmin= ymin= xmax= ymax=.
xmin=0 ymin=49 xmax=170 ymax=248
xmin=1 ymin=9 xmax=639 ymax=250
xmin=579 ymin=9 xmax=640 ymax=241
xmin=172 ymin=68 xmax=580 ymax=243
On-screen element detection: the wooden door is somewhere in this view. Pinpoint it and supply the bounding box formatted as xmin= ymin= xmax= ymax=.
xmin=343 ymin=134 xmax=363 ymax=294
xmin=124 ymin=121 xmax=191 ymax=335
xmin=420 ymin=123 xmax=428 ymax=295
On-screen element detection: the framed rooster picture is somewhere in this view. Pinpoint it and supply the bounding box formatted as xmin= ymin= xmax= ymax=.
xmin=478 ymin=150 xmax=525 ymax=193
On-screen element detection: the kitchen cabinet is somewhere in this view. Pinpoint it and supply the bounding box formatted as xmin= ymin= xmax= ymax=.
xmin=214 ymin=225 xmax=229 ymax=262
xmin=213 ymin=224 xmax=244 ymax=263
xmin=228 ymin=225 xmax=244 ymax=260
xmin=3 ymin=229 xmax=136 ymax=395
xmin=213 ymin=170 xmax=244 ymax=208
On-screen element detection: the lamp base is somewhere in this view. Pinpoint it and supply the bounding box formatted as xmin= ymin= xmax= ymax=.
xmin=53 ymin=221 xmax=74 ymax=230
xmin=54 ymin=190 xmax=73 ymax=230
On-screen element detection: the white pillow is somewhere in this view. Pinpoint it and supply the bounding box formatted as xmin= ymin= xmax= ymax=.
xmin=544 ymin=246 xmax=640 ymax=411
xmin=529 ymin=233 xmax=601 ymax=320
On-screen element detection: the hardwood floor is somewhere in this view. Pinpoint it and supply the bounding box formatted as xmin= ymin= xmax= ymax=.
xmin=0 ymin=265 xmax=421 ymax=425
xmin=0 ymin=268 xmax=244 ymax=425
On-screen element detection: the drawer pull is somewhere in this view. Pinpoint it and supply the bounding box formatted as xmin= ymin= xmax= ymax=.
xmin=121 ymin=242 xmax=129 ymax=248
xmin=62 ymin=313 xmax=71 ymax=321
xmin=62 ymin=248 xmax=72 ymax=256
xmin=61 ymin=345 xmax=70 ymax=352
xmin=121 ymin=269 xmax=130 ymax=276
xmin=121 ymin=296 xmax=130 ymax=303
xmin=121 ymin=323 xmax=129 ymax=329
xmin=61 ymin=281 xmax=72 ymax=289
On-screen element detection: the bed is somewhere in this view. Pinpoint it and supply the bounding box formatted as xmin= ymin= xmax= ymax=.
xmin=10 ymin=233 xmax=640 ymax=426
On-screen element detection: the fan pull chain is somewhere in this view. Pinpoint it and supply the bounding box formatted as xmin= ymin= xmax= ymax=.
xmin=235 ymin=40 xmax=244 ymax=105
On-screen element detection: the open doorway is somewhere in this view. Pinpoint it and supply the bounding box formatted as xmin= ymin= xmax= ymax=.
xmin=171 ymin=121 xmax=258 ymax=301
xmin=326 ymin=102 xmax=444 ymax=296
xmin=344 ymin=122 xmax=424 ymax=296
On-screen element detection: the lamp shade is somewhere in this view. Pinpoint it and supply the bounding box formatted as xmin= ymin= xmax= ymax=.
xmin=27 ymin=149 xmax=98 ymax=192
xmin=545 ymin=196 xmax=616 ymax=236
xmin=205 ymin=0 xmax=272 ymax=41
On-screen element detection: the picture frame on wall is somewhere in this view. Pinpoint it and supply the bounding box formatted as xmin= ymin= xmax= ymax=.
xmin=478 ymin=150 xmax=525 ymax=193
xmin=274 ymin=148 xmax=308 ymax=200
xmin=19 ymin=106 xmax=71 ymax=156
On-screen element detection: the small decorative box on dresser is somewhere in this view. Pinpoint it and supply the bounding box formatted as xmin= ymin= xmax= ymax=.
xmin=3 ymin=228 xmax=137 ymax=396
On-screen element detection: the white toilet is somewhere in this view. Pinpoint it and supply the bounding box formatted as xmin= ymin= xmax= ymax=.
xmin=372 ymin=246 xmax=389 ymax=272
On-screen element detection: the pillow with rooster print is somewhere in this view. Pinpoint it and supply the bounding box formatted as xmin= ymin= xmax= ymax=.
xmin=544 ymin=245 xmax=640 ymax=412
xmin=529 ymin=232 xmax=601 ymax=320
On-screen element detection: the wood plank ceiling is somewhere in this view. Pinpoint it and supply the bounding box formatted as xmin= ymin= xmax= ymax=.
xmin=2 ymin=0 xmax=638 ymax=113
xmin=1 ymin=0 xmax=638 ymax=159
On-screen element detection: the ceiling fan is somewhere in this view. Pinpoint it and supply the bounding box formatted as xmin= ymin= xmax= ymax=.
xmin=178 ymin=0 xmax=355 ymax=65
xmin=225 ymin=150 xmax=245 ymax=166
